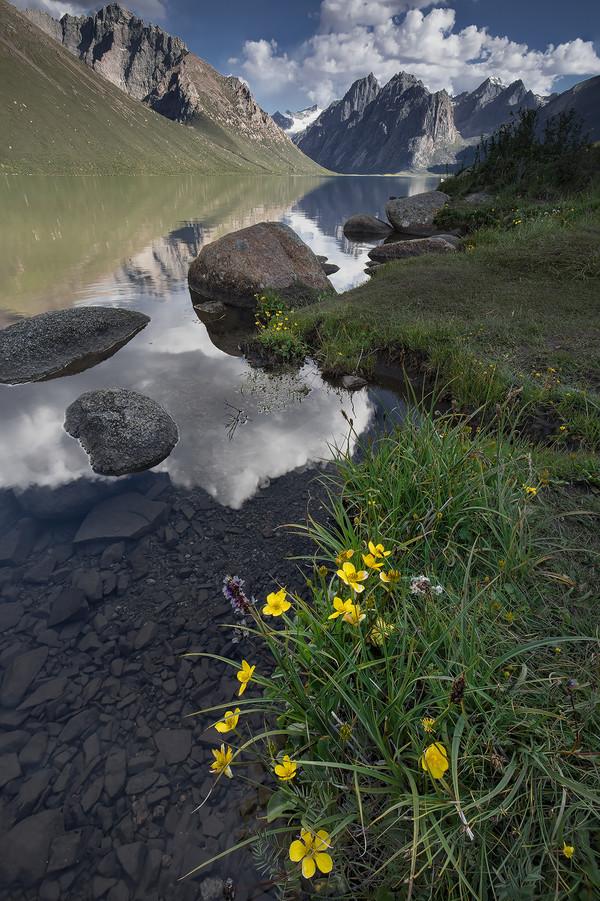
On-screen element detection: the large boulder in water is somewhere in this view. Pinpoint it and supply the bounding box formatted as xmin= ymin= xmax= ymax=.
xmin=368 ymin=236 xmax=457 ymax=263
xmin=188 ymin=221 xmax=335 ymax=308
xmin=64 ymin=389 xmax=179 ymax=476
xmin=385 ymin=191 xmax=450 ymax=235
xmin=343 ymin=214 xmax=393 ymax=239
xmin=0 ymin=307 xmax=149 ymax=384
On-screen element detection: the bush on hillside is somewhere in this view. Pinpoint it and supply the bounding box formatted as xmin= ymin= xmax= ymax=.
xmin=443 ymin=108 xmax=600 ymax=199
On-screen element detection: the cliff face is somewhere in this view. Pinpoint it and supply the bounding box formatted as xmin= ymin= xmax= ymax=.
xmin=454 ymin=77 xmax=542 ymax=137
xmin=27 ymin=3 xmax=293 ymax=150
xmin=60 ymin=4 xmax=186 ymax=102
xmin=537 ymin=75 xmax=600 ymax=142
xmin=298 ymin=72 xmax=459 ymax=172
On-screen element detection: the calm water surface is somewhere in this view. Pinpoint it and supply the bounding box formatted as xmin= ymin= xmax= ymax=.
xmin=0 ymin=174 xmax=437 ymax=504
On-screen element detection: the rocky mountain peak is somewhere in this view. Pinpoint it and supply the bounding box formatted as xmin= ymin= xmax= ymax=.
xmin=60 ymin=3 xmax=187 ymax=101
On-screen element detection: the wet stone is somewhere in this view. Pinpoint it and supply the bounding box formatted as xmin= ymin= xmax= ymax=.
xmin=154 ymin=728 xmax=192 ymax=765
xmin=47 ymin=588 xmax=88 ymax=627
xmin=0 ymin=809 xmax=64 ymax=887
xmin=0 ymin=646 xmax=48 ymax=708
xmin=75 ymin=493 xmax=169 ymax=543
xmin=0 ymin=601 xmax=24 ymax=632
xmin=133 ymin=621 xmax=159 ymax=651
xmin=0 ymin=751 xmax=21 ymax=787
xmin=19 ymin=676 xmax=68 ymax=710
xmin=47 ymin=830 xmax=84 ymax=874
xmin=116 ymin=841 xmax=146 ymax=881
xmin=0 ymin=518 xmax=38 ymax=567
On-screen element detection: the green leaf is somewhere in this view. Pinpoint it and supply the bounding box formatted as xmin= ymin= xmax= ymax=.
xmin=266 ymin=791 xmax=298 ymax=823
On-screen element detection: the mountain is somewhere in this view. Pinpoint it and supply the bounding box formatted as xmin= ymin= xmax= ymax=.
xmin=272 ymin=105 xmax=323 ymax=139
xmin=298 ymin=72 xmax=459 ymax=172
xmin=537 ymin=74 xmax=600 ymax=142
xmin=454 ymin=77 xmax=543 ymax=137
xmin=7 ymin=1 xmax=320 ymax=174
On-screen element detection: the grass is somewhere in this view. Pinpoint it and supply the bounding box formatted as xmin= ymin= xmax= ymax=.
xmin=185 ymin=411 xmax=600 ymax=899
xmin=0 ymin=0 xmax=322 ymax=175
xmin=293 ymin=195 xmax=600 ymax=476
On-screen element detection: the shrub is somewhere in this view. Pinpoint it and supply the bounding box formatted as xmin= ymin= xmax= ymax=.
xmin=443 ymin=108 xmax=600 ymax=200
xmin=186 ymin=412 xmax=600 ymax=898
xmin=253 ymin=292 xmax=308 ymax=364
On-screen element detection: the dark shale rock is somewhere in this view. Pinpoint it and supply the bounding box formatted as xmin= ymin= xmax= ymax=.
xmin=0 ymin=646 xmax=48 ymax=708
xmin=74 ymin=493 xmax=169 ymax=543
xmin=0 ymin=809 xmax=64 ymax=887
xmin=154 ymin=728 xmax=192 ymax=765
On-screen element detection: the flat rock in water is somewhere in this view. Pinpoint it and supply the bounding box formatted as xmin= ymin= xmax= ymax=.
xmin=368 ymin=237 xmax=456 ymax=263
xmin=188 ymin=221 xmax=335 ymax=308
xmin=321 ymin=262 xmax=340 ymax=275
xmin=154 ymin=728 xmax=192 ymax=764
xmin=74 ymin=493 xmax=168 ymax=543
xmin=64 ymin=388 xmax=179 ymax=476
xmin=0 ymin=307 xmax=149 ymax=385
xmin=343 ymin=214 xmax=393 ymax=239
xmin=385 ymin=190 xmax=450 ymax=235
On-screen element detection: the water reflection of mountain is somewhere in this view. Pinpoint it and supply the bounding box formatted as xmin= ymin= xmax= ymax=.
xmin=0 ymin=175 xmax=326 ymax=317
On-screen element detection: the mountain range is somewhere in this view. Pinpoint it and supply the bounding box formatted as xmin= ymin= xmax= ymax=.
xmin=281 ymin=70 xmax=600 ymax=174
xmin=272 ymin=105 xmax=323 ymax=138
xmin=291 ymin=72 xmax=546 ymax=172
xmin=0 ymin=1 xmax=321 ymax=175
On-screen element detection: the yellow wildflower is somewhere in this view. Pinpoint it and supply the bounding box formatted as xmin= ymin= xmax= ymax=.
xmin=420 ymin=742 xmax=449 ymax=779
xmin=379 ymin=569 xmax=401 ymax=585
xmin=328 ymin=597 xmax=355 ymax=620
xmin=274 ymin=754 xmax=297 ymax=782
xmin=362 ymin=552 xmax=384 ymax=570
xmin=562 ymin=842 xmax=574 ymax=859
xmin=421 ymin=717 xmax=436 ymax=733
xmin=523 ymin=484 xmax=538 ymax=497
xmin=368 ymin=617 xmax=394 ymax=646
xmin=289 ymin=829 xmax=333 ymax=879
xmin=368 ymin=541 xmax=391 ymax=560
xmin=335 ymin=549 xmax=354 ymax=567
xmin=214 ymin=708 xmax=240 ymax=734
xmin=343 ymin=602 xmax=366 ymax=626
xmin=210 ymin=744 xmax=233 ymax=778
xmin=236 ymin=660 xmax=255 ymax=696
xmin=262 ymin=588 xmax=291 ymax=617
xmin=337 ymin=561 xmax=368 ymax=593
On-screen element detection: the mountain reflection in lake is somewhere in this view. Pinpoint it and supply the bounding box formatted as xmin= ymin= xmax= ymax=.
xmin=0 ymin=174 xmax=434 ymax=500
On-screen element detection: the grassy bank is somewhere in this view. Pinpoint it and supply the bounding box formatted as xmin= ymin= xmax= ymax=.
xmin=188 ymin=412 xmax=599 ymax=899
xmin=290 ymin=194 xmax=600 ymax=480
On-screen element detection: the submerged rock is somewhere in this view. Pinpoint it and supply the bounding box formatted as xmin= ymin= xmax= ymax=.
xmin=385 ymin=190 xmax=450 ymax=235
xmin=368 ymin=236 xmax=456 ymax=263
xmin=343 ymin=214 xmax=393 ymax=239
xmin=0 ymin=307 xmax=149 ymax=385
xmin=64 ymin=388 xmax=179 ymax=476
xmin=188 ymin=221 xmax=334 ymax=308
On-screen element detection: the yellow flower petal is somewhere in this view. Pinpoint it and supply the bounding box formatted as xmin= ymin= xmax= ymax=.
xmin=315 ymin=852 xmax=333 ymax=874
xmin=420 ymin=742 xmax=449 ymax=780
xmin=289 ymin=840 xmax=306 ymax=862
xmin=302 ymin=856 xmax=316 ymax=879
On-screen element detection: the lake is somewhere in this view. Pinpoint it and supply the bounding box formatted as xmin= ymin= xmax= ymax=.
xmin=0 ymin=173 xmax=437 ymax=900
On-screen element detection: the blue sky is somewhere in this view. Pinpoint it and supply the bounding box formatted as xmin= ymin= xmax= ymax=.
xmin=17 ymin=1 xmax=600 ymax=111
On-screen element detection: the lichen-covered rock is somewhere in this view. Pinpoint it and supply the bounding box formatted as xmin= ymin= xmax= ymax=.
xmin=64 ymin=389 xmax=178 ymax=476
xmin=188 ymin=222 xmax=335 ymax=308
xmin=385 ymin=190 xmax=450 ymax=235
xmin=368 ymin=236 xmax=456 ymax=263
xmin=0 ymin=307 xmax=149 ymax=385
xmin=343 ymin=214 xmax=393 ymax=239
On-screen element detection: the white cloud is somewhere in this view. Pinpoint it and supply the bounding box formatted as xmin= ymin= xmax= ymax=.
xmin=238 ymin=3 xmax=600 ymax=107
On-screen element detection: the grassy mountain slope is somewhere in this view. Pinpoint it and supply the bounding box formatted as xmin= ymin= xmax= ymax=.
xmin=0 ymin=0 xmax=322 ymax=175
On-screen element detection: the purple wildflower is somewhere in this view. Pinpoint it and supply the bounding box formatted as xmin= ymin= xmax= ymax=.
xmin=223 ymin=575 xmax=254 ymax=618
